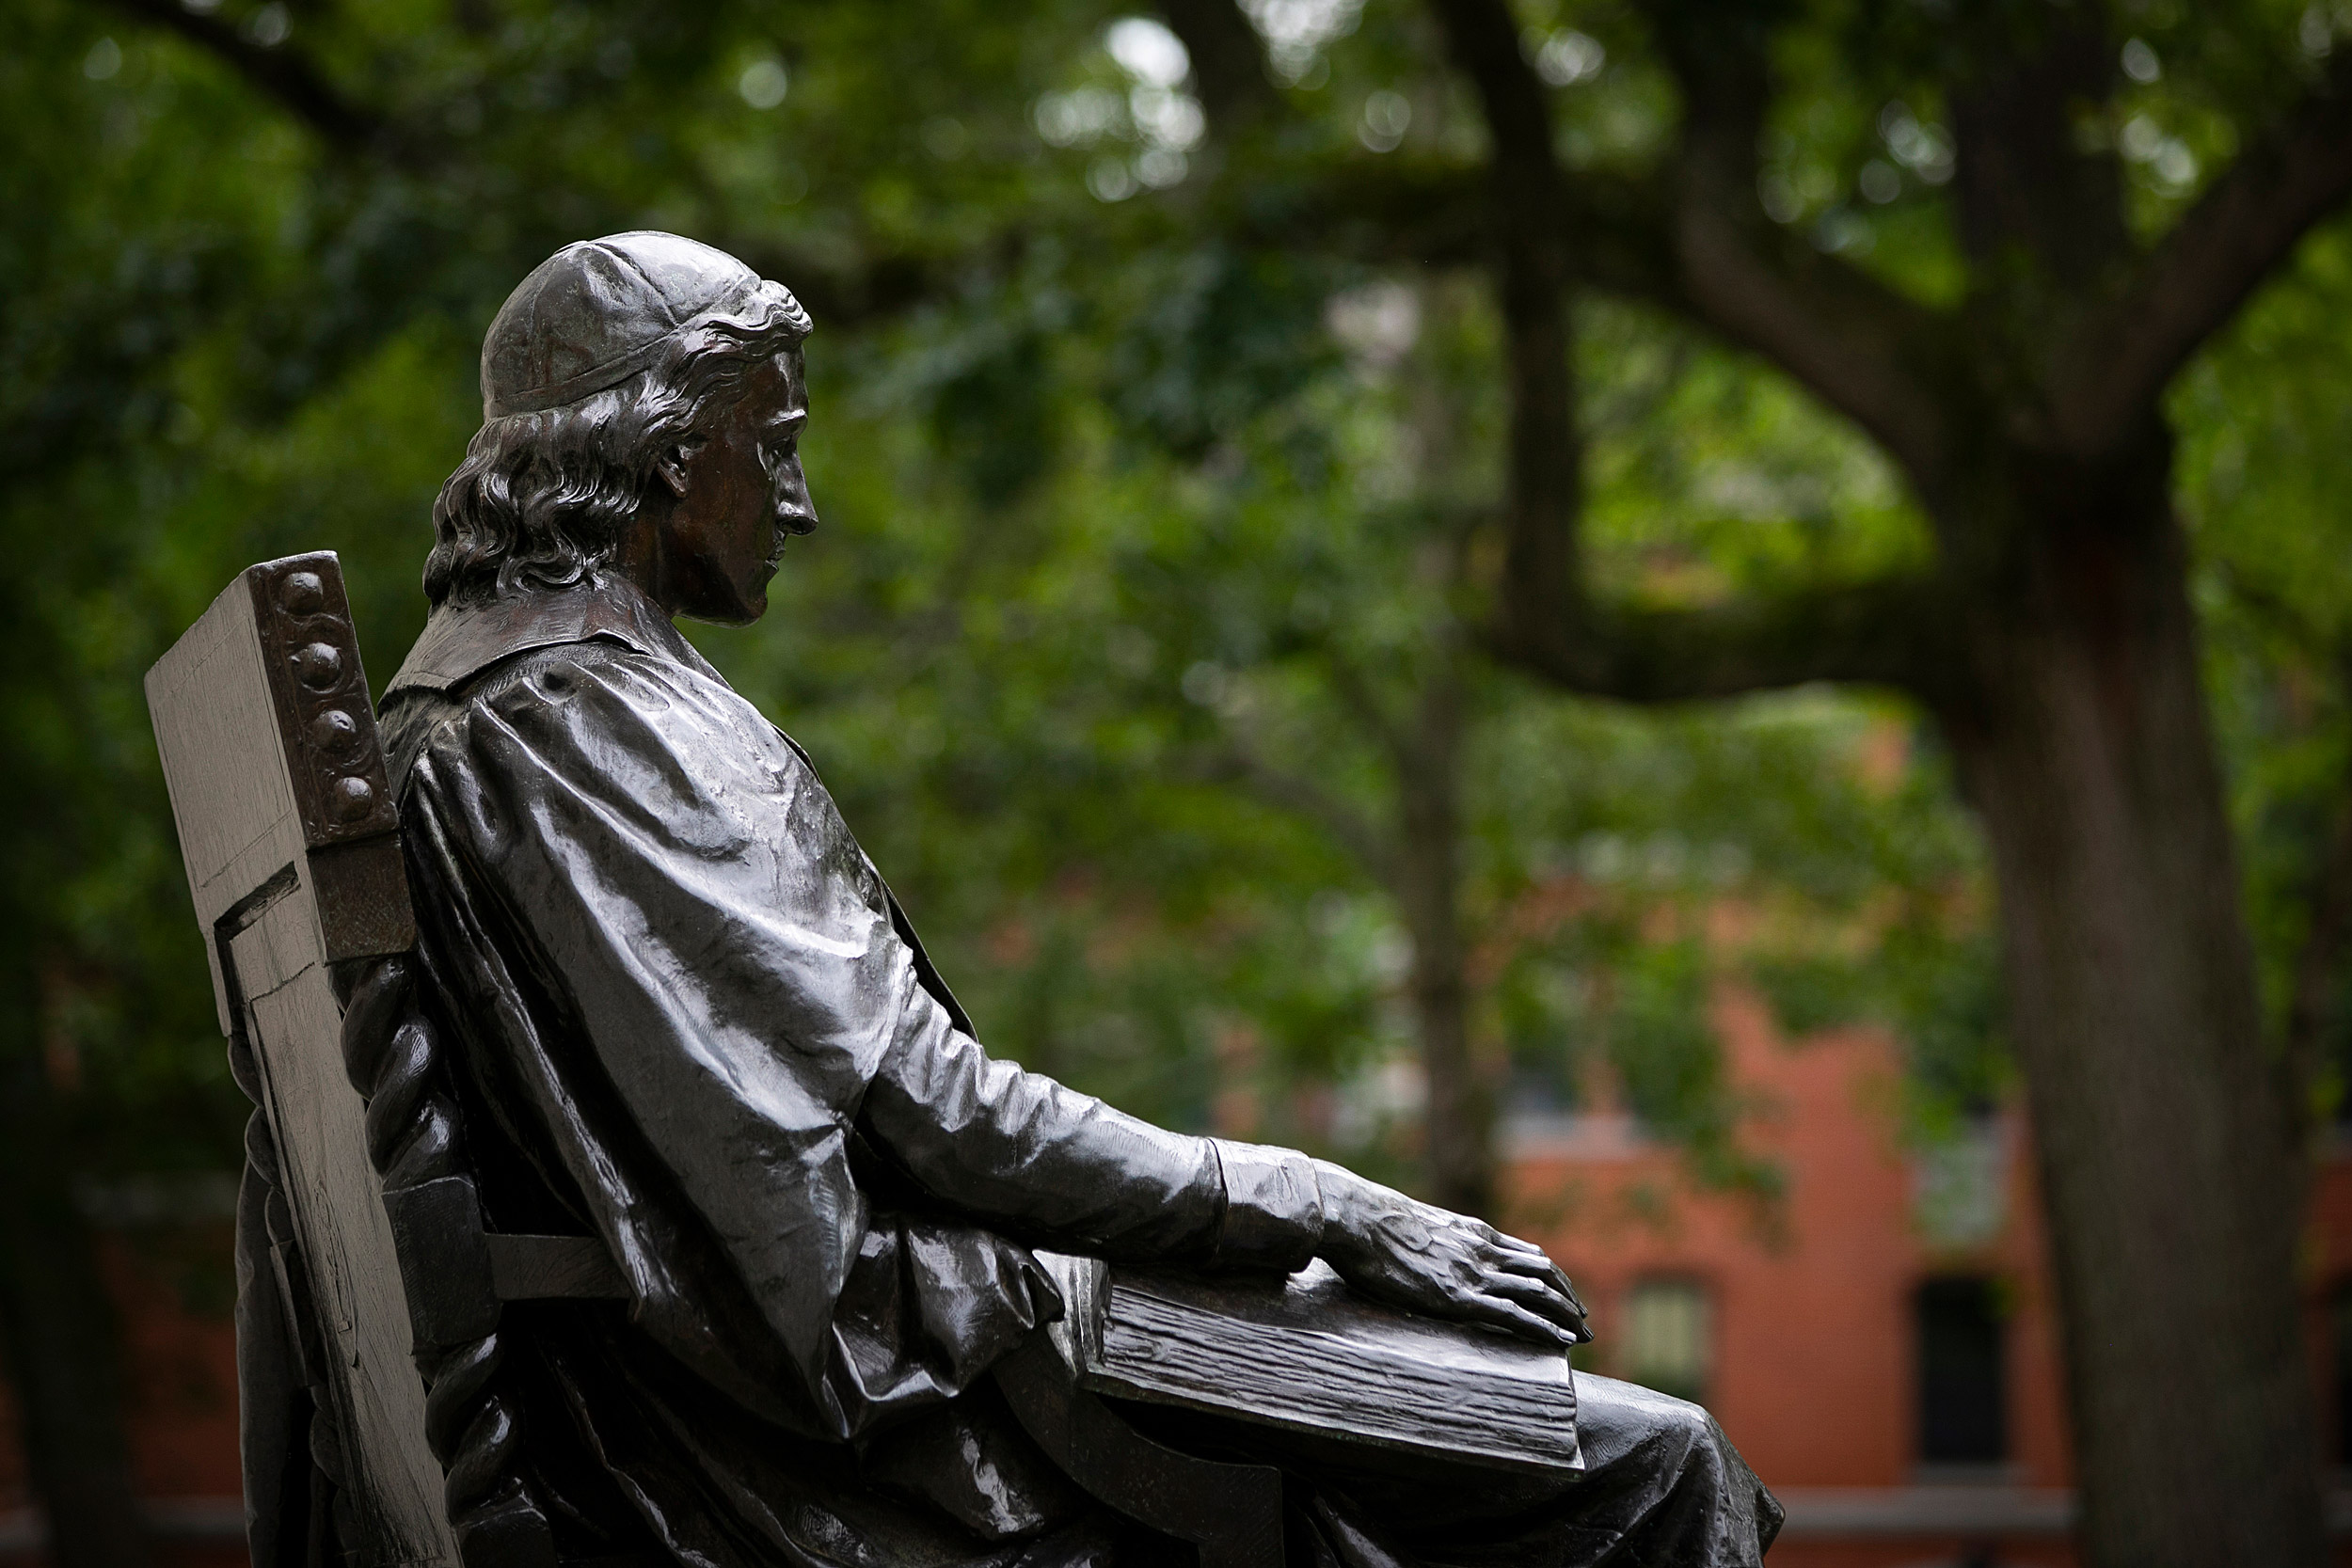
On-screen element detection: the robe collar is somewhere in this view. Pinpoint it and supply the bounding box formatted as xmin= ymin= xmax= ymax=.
xmin=387 ymin=573 xmax=720 ymax=696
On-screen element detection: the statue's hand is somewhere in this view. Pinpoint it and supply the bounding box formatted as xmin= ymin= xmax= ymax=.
xmin=1312 ymin=1161 xmax=1590 ymax=1348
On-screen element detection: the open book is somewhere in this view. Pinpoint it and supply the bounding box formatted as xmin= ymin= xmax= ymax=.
xmin=1031 ymin=1254 xmax=1583 ymax=1474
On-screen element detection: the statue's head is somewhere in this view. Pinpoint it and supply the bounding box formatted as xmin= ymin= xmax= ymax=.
xmin=427 ymin=231 xmax=816 ymax=623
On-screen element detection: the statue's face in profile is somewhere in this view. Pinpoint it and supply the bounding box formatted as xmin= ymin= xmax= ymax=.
xmin=646 ymin=348 xmax=818 ymax=625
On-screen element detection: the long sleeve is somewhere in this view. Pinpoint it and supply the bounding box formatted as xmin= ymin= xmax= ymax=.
xmin=857 ymin=1001 xmax=1326 ymax=1273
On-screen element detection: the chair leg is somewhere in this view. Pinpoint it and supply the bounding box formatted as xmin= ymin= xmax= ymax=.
xmin=995 ymin=1337 xmax=1284 ymax=1568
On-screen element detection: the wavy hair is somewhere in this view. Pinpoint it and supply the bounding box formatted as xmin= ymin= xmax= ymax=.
xmin=424 ymin=294 xmax=809 ymax=608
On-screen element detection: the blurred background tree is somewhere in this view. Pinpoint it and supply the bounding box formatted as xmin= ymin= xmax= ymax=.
xmin=0 ymin=0 xmax=2346 ymax=1565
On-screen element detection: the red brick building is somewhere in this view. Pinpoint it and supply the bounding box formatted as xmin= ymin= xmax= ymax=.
xmin=5 ymin=990 xmax=2347 ymax=1564
xmin=1509 ymin=986 xmax=2352 ymax=1566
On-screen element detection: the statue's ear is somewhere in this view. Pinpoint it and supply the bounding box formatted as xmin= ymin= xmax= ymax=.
xmin=654 ymin=437 xmax=703 ymax=499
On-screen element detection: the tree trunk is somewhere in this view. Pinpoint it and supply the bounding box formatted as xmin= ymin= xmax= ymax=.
xmin=1938 ymin=429 xmax=2322 ymax=1568
xmin=1389 ymin=662 xmax=1491 ymax=1218
xmin=0 ymin=995 xmax=155 ymax=1568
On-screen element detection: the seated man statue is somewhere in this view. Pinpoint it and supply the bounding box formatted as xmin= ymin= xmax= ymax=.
xmin=373 ymin=230 xmax=1781 ymax=1568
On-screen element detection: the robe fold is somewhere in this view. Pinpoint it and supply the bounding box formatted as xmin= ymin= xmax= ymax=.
xmin=275 ymin=575 xmax=1785 ymax=1568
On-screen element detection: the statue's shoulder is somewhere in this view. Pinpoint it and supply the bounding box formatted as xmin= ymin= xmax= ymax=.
xmin=465 ymin=635 xmax=668 ymax=703
xmin=442 ymin=637 xmax=754 ymax=735
xmin=389 ymin=635 xmax=809 ymax=801
xmin=383 ymin=638 xmax=688 ymax=784
xmin=381 ymin=582 xmax=807 ymax=808
xmin=385 ymin=578 xmax=712 ymax=706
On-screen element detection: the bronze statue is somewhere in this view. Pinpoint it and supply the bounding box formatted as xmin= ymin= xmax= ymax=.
xmin=188 ymin=231 xmax=1783 ymax=1568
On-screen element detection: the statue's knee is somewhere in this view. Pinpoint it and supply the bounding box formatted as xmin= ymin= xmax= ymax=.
xmin=1639 ymin=1393 xmax=1724 ymax=1471
xmin=1672 ymin=1397 xmax=1716 ymax=1442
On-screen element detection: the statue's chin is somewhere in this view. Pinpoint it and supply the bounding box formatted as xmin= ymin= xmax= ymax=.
xmin=698 ymin=585 xmax=769 ymax=628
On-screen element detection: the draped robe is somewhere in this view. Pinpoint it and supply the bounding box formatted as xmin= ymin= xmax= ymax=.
xmin=256 ymin=575 xmax=1785 ymax=1568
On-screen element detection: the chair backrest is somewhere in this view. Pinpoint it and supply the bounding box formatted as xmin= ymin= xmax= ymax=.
xmin=147 ymin=552 xmax=457 ymax=1567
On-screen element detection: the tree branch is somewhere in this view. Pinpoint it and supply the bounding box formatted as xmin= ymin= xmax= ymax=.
xmin=1670 ymin=215 xmax=1954 ymax=482
xmin=1647 ymin=0 xmax=1950 ymax=483
xmin=1216 ymin=163 xmax=1454 ymax=273
xmin=2054 ymin=52 xmax=2352 ymax=454
xmin=1489 ymin=573 xmax=1953 ymax=705
xmin=1945 ymin=21 xmax=2126 ymax=293
xmin=724 ymin=235 xmax=1031 ymax=333
xmin=93 ymin=0 xmax=386 ymax=151
xmin=1156 ymin=0 xmax=1279 ymax=129
xmin=1202 ymin=743 xmax=1393 ymax=880
xmin=1243 ymin=149 xmax=1952 ymax=483
xmin=1425 ymin=0 xmax=1583 ymax=659
xmin=1424 ymin=0 xmax=1951 ymax=706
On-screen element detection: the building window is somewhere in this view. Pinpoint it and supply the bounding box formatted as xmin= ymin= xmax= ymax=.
xmin=1915 ymin=1275 xmax=2007 ymax=1465
xmin=1623 ymin=1278 xmax=1711 ymax=1403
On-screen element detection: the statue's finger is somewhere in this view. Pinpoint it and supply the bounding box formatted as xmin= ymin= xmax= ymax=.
xmin=1484 ymin=1228 xmax=1548 ymax=1257
xmin=1488 ymin=1247 xmax=1567 ymax=1282
xmin=1486 ymin=1249 xmax=1583 ymax=1310
xmin=1484 ymin=1271 xmax=1588 ymax=1334
xmin=1470 ymin=1295 xmax=1581 ymax=1348
xmin=1534 ymin=1259 xmax=1587 ymax=1317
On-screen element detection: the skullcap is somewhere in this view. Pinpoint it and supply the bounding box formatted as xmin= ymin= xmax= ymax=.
xmin=480 ymin=231 xmax=811 ymax=420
